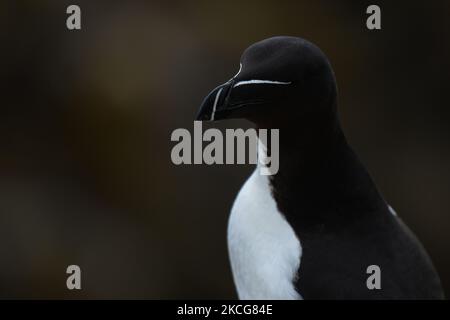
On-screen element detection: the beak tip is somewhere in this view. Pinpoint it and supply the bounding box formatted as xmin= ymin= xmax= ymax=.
xmin=196 ymin=81 xmax=233 ymax=122
xmin=195 ymin=110 xmax=210 ymax=121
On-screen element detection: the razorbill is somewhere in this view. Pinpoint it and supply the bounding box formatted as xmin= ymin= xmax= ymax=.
xmin=196 ymin=36 xmax=444 ymax=299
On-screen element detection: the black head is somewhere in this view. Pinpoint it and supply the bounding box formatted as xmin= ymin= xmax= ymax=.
xmin=196 ymin=36 xmax=338 ymax=128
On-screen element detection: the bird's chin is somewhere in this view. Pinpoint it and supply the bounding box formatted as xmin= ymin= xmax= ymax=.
xmin=196 ymin=95 xmax=274 ymax=123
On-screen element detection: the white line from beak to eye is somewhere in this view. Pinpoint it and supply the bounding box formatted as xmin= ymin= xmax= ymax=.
xmin=225 ymin=63 xmax=243 ymax=83
xmin=232 ymin=63 xmax=243 ymax=79
xmin=211 ymin=87 xmax=224 ymax=121
xmin=233 ymin=79 xmax=292 ymax=88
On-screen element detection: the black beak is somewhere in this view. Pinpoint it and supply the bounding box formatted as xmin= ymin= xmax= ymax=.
xmin=196 ymin=77 xmax=292 ymax=121
xmin=195 ymin=81 xmax=234 ymax=121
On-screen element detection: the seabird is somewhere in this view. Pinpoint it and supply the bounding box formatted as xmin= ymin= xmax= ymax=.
xmin=196 ymin=36 xmax=444 ymax=299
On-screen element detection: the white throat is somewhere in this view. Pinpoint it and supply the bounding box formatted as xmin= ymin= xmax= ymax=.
xmin=227 ymin=169 xmax=303 ymax=299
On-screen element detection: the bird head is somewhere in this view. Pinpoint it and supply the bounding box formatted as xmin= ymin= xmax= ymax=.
xmin=196 ymin=36 xmax=338 ymax=129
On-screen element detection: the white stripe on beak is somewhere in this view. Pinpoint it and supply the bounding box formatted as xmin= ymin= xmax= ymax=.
xmin=210 ymin=87 xmax=224 ymax=121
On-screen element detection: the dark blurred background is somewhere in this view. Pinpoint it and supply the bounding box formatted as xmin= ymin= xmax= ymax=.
xmin=1 ymin=0 xmax=449 ymax=298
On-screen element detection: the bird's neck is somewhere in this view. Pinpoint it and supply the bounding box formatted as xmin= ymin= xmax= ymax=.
xmin=264 ymin=113 xmax=386 ymax=228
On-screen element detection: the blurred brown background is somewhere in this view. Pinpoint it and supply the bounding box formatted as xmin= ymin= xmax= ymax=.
xmin=1 ymin=0 xmax=449 ymax=298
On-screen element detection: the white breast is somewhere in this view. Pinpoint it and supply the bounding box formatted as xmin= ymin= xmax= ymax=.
xmin=227 ymin=169 xmax=303 ymax=300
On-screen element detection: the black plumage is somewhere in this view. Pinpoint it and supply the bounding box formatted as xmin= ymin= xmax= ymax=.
xmin=197 ymin=36 xmax=444 ymax=299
